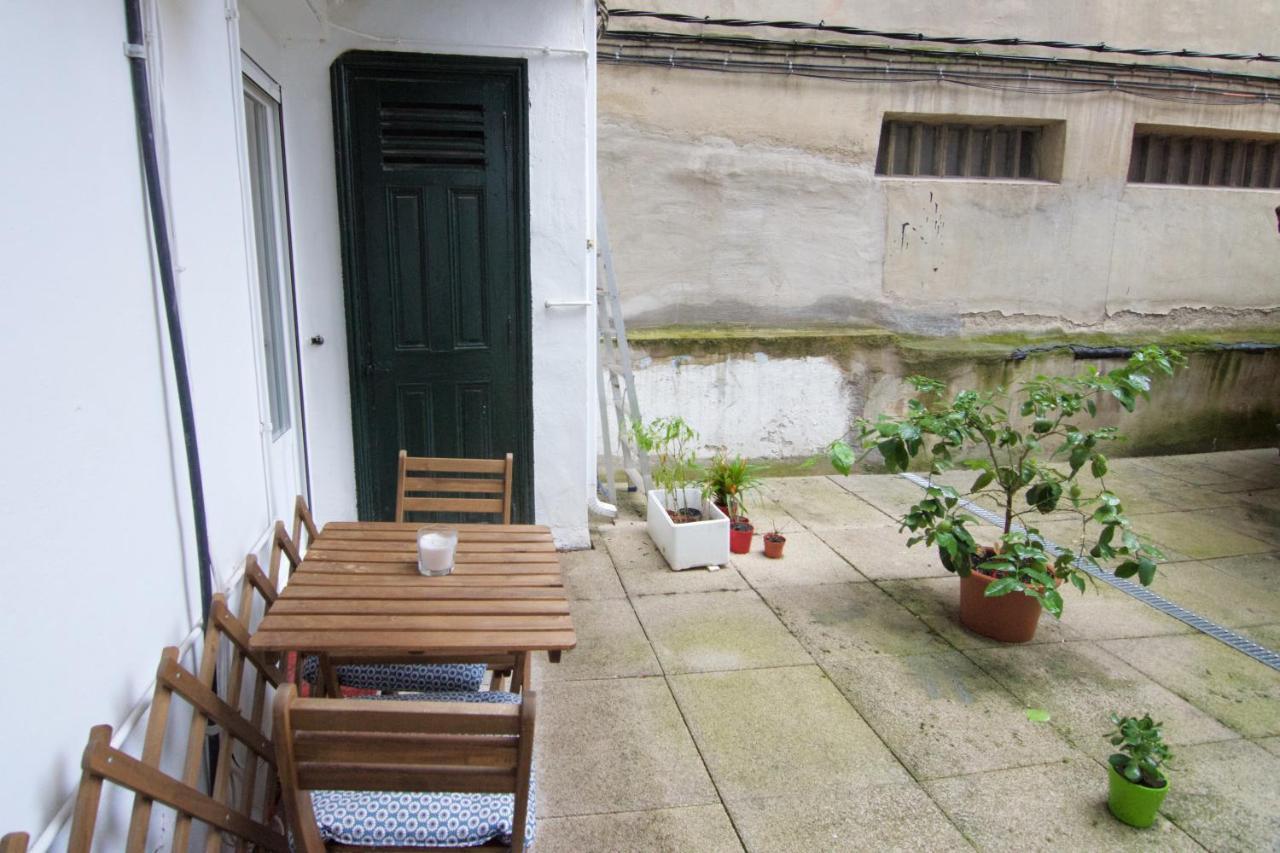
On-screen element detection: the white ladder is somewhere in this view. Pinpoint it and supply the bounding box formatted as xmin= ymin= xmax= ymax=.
xmin=596 ymin=196 xmax=650 ymax=503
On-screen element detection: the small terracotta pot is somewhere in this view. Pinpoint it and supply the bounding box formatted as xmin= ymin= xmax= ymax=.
xmin=729 ymin=522 xmax=754 ymax=554
xmin=958 ymin=569 xmax=1043 ymax=643
xmin=763 ymin=532 xmax=786 ymax=559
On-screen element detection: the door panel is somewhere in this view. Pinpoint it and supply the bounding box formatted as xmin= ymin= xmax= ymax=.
xmin=334 ymin=53 xmax=532 ymax=522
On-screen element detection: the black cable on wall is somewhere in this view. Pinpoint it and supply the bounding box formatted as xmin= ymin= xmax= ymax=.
xmin=123 ymin=0 xmax=215 ymax=629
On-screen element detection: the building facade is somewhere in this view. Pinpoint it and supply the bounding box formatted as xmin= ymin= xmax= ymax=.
xmin=598 ymin=1 xmax=1280 ymax=462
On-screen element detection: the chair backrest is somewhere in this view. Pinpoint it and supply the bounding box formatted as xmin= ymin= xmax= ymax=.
xmin=395 ymin=450 xmax=514 ymax=524
xmin=0 ymin=833 xmax=28 ymax=853
xmin=108 ymin=592 xmax=285 ymax=853
xmin=292 ymin=495 xmax=320 ymax=550
xmin=267 ymin=520 xmax=303 ymax=589
xmin=273 ymin=684 xmax=535 ymax=853
xmin=67 ymin=724 xmax=288 ymax=853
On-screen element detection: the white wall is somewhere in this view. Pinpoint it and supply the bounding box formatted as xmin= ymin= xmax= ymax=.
xmin=240 ymin=0 xmax=597 ymax=547
xmin=0 ymin=0 xmax=299 ymax=840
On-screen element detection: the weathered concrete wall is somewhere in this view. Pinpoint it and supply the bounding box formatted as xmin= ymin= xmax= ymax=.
xmin=622 ymin=330 xmax=1280 ymax=466
xmin=600 ymin=67 xmax=1280 ymax=334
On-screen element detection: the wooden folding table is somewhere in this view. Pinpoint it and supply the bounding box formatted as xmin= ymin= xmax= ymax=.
xmin=249 ymin=521 xmax=576 ymax=695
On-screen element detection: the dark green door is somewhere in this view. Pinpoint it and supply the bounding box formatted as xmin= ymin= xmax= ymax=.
xmin=333 ymin=52 xmax=532 ymax=521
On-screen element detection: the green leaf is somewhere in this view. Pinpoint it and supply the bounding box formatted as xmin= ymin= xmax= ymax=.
xmin=1041 ymin=587 xmax=1064 ymax=618
xmin=1091 ymin=454 xmax=1108 ymax=478
xmin=829 ymin=441 xmax=856 ymax=475
xmin=1137 ymin=558 xmax=1157 ymax=586
xmin=984 ymin=576 xmax=1022 ymax=598
xmin=1070 ymin=573 xmax=1087 ymax=593
xmin=1025 ymin=708 xmax=1052 ymax=723
xmin=971 ymin=471 xmax=994 ymax=492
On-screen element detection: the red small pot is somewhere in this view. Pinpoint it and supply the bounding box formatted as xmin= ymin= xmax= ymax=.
xmin=729 ymin=522 xmax=754 ymax=554
xmin=763 ymin=532 xmax=786 ymax=559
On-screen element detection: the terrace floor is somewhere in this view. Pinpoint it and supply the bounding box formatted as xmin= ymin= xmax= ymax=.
xmin=531 ymin=448 xmax=1280 ymax=852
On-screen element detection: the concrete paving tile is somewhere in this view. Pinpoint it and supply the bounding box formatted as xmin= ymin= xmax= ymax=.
xmin=1253 ymin=736 xmax=1280 ymax=759
xmin=924 ymin=758 xmax=1203 ymax=851
xmin=760 ymin=582 xmax=954 ymax=660
xmin=724 ymin=781 xmax=972 ymax=853
xmin=536 ymin=805 xmax=743 ymax=853
xmin=535 ymin=677 xmax=718 ymax=817
xmin=1098 ymin=634 xmax=1280 ymax=738
xmin=967 ymin=641 xmax=1238 ymax=760
xmin=828 ymin=473 xmax=933 ymax=517
xmin=1050 ymin=582 xmax=1195 ymax=641
xmin=877 ymin=577 xmax=1075 ymax=649
xmin=730 ymin=529 xmax=869 ymax=587
xmin=533 ymin=599 xmax=660 ymax=683
xmin=1160 ymin=739 xmax=1280 ymax=853
xmin=1144 ymin=561 xmax=1280 ymax=628
xmin=632 ymin=590 xmax=812 ymax=674
xmin=1101 ymin=468 xmax=1243 ymax=515
xmin=816 ymin=525 xmax=987 ymax=581
xmin=1195 ymin=503 xmax=1280 ymax=548
xmin=602 ymin=526 xmax=749 ymax=596
xmin=762 ymin=476 xmax=895 ymax=529
xmin=1192 ymin=449 xmax=1280 ymax=484
xmin=559 ymin=542 xmax=627 ymax=600
xmin=1193 ymin=552 xmax=1280 ymax=587
xmin=1234 ymin=487 xmax=1280 ymax=513
xmin=824 ymin=650 xmax=1076 ymax=780
xmin=668 ymin=666 xmax=910 ymax=801
xmin=1236 ymin=623 xmax=1280 ymax=650
xmin=1118 ymin=510 xmax=1273 ymax=560
xmin=1132 ymin=454 xmax=1245 ymax=486
xmin=740 ymin=491 xmax=807 ymax=535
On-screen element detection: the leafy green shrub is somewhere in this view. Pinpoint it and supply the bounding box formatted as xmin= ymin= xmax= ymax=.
xmin=632 ymin=416 xmax=701 ymax=519
xmin=829 ymin=346 xmax=1186 ymax=617
xmin=702 ymin=453 xmax=763 ymax=520
xmin=1107 ymin=712 xmax=1172 ymax=788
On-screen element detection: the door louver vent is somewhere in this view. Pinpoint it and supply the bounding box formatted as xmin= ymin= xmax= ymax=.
xmin=379 ymin=102 xmax=486 ymax=169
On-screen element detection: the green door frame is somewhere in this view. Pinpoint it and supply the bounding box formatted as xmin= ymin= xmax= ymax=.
xmin=331 ymin=50 xmax=534 ymax=521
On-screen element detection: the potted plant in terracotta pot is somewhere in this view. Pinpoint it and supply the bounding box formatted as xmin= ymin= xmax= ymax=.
xmin=829 ymin=346 xmax=1186 ymax=642
xmin=633 ymin=416 xmax=729 ymax=571
xmin=1105 ymin=712 xmax=1173 ymax=828
xmin=762 ymin=525 xmax=786 ymax=559
xmin=703 ymin=453 xmax=762 ymax=554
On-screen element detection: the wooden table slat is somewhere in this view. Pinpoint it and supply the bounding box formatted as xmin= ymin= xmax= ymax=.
xmin=302 ymin=550 xmax=560 ymax=564
xmin=304 ymin=539 xmax=556 ymax=554
xmin=257 ymin=614 xmax=574 ymax=632
xmin=280 ymin=585 xmax=567 ymax=601
xmin=252 ymin=629 xmax=578 ymax=654
xmin=322 ymin=522 xmax=550 ymax=533
xmin=269 ymin=599 xmax=571 ymax=616
xmin=297 ymin=562 xmax=562 ymax=576
xmin=288 ymin=572 xmax=563 ymax=586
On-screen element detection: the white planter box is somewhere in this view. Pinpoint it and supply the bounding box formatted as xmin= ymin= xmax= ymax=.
xmin=646 ymin=487 xmax=729 ymax=571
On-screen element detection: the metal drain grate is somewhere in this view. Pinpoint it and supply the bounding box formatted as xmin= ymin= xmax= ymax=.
xmin=899 ymin=472 xmax=1280 ymax=672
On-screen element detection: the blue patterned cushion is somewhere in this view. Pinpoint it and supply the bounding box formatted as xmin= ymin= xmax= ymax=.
xmin=299 ymin=656 xmax=486 ymax=693
xmin=309 ymin=691 xmax=536 ymax=849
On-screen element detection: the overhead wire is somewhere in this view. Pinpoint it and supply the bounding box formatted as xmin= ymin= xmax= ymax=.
xmin=598 ymin=31 xmax=1280 ymax=106
xmin=603 ymin=7 xmax=1280 ymax=65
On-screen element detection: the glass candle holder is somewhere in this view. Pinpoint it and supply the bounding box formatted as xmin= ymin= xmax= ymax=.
xmin=416 ymin=528 xmax=458 ymax=576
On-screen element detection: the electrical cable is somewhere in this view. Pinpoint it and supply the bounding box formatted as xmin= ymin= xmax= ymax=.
xmin=123 ymin=0 xmax=215 ymax=629
xmin=600 ymin=43 xmax=1277 ymax=106
xmin=603 ymin=7 xmax=1280 ymax=65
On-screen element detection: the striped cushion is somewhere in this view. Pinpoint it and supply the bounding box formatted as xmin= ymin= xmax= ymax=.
xmin=308 ymin=691 xmax=535 ymax=849
xmin=299 ymin=656 xmax=486 ymax=693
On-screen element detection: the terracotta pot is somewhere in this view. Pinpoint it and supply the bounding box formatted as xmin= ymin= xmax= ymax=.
xmin=729 ymin=522 xmax=754 ymax=554
xmin=958 ymin=569 xmax=1043 ymax=643
xmin=763 ymin=532 xmax=786 ymax=559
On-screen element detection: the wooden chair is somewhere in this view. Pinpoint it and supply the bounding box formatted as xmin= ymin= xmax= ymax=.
xmin=66 ymin=722 xmax=287 ymax=852
xmin=0 ymin=833 xmax=28 ymax=853
xmin=395 ymin=451 xmax=514 ymax=524
xmin=293 ymin=494 xmax=321 ymax=550
xmin=274 ymin=684 xmax=535 ymax=852
xmin=111 ymin=591 xmax=286 ymax=852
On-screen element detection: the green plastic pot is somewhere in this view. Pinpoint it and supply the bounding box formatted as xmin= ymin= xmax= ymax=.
xmin=1107 ymin=763 xmax=1169 ymax=828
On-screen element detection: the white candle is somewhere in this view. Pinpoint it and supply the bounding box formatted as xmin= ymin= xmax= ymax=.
xmin=417 ymin=529 xmax=458 ymax=576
